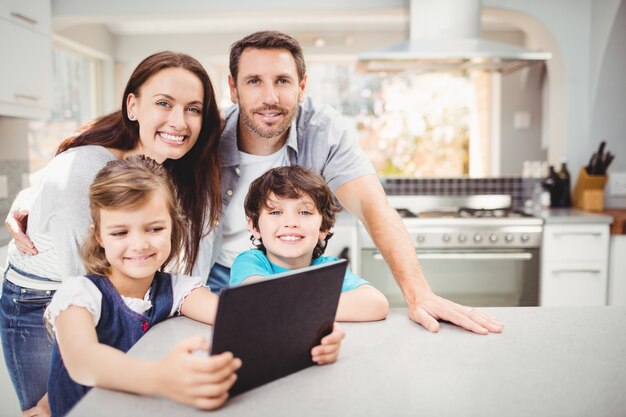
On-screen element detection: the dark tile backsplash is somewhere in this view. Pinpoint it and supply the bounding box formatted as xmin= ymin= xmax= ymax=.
xmin=381 ymin=177 xmax=537 ymax=209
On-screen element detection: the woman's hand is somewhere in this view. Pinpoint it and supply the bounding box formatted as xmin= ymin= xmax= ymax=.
xmin=311 ymin=323 xmax=345 ymax=365
xmin=5 ymin=208 xmax=37 ymax=255
xmin=21 ymin=393 xmax=50 ymax=417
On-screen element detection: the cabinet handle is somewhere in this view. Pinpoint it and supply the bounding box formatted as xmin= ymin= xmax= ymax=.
xmin=14 ymin=94 xmax=40 ymax=102
xmin=552 ymin=269 xmax=601 ymax=274
xmin=10 ymin=12 xmax=38 ymax=26
xmin=552 ymin=232 xmax=602 ymax=237
xmin=372 ymin=252 xmax=533 ymax=261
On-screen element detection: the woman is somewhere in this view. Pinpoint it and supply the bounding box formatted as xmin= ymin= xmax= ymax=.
xmin=0 ymin=51 xmax=221 ymax=416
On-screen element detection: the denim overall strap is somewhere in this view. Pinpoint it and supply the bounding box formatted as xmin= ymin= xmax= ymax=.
xmin=47 ymin=273 xmax=174 ymax=417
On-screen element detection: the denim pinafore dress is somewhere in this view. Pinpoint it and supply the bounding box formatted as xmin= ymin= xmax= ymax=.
xmin=47 ymin=272 xmax=174 ymax=417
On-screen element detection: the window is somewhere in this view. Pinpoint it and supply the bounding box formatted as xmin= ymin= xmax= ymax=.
xmin=306 ymin=62 xmax=492 ymax=178
xmin=28 ymin=47 xmax=99 ymax=174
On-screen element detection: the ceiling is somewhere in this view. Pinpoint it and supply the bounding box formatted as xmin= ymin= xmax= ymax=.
xmin=51 ymin=3 xmax=516 ymax=37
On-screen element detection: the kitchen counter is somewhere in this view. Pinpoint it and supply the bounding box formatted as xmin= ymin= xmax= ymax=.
xmin=69 ymin=307 xmax=626 ymax=417
xmin=531 ymin=207 xmax=613 ymax=224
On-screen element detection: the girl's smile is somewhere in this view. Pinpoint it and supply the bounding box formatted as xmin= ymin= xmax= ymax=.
xmin=96 ymin=191 xmax=172 ymax=298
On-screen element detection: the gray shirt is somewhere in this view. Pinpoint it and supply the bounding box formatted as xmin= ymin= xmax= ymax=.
xmin=7 ymin=146 xmax=117 ymax=289
xmin=192 ymin=97 xmax=376 ymax=278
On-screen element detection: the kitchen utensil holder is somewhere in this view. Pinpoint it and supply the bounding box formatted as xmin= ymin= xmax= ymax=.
xmin=573 ymin=167 xmax=607 ymax=211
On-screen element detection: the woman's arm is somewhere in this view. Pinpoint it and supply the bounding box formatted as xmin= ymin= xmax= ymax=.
xmin=55 ymin=306 xmax=240 ymax=410
xmin=335 ymin=285 xmax=389 ymax=322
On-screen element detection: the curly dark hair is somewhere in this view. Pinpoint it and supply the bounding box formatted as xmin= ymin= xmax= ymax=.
xmin=244 ymin=166 xmax=341 ymax=259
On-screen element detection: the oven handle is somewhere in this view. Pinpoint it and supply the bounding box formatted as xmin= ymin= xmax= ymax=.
xmin=371 ymin=252 xmax=533 ymax=261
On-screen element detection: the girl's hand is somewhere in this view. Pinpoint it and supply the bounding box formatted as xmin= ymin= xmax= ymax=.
xmin=154 ymin=336 xmax=241 ymax=410
xmin=311 ymin=323 xmax=345 ymax=365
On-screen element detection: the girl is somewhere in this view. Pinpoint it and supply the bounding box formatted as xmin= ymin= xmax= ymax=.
xmin=230 ymin=166 xmax=389 ymax=322
xmin=1 ymin=51 xmax=221 ymax=416
xmin=45 ymin=156 xmax=344 ymax=417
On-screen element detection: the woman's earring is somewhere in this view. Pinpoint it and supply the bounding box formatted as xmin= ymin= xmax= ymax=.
xmin=250 ymin=235 xmax=262 ymax=247
xmin=128 ymin=114 xmax=135 ymax=121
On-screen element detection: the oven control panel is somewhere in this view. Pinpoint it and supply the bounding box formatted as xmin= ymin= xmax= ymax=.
xmin=359 ymin=224 xmax=543 ymax=249
xmin=410 ymin=229 xmax=542 ymax=248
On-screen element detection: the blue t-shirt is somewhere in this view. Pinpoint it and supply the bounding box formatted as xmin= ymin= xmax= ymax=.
xmin=230 ymin=250 xmax=369 ymax=293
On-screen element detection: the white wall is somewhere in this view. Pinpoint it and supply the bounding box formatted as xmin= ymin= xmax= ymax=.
xmin=590 ymin=0 xmax=626 ymax=208
xmin=485 ymin=0 xmax=625 ymax=200
xmin=49 ymin=0 xmax=626 ymax=190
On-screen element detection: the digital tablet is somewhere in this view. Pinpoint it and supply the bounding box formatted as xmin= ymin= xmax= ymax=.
xmin=210 ymin=259 xmax=347 ymax=396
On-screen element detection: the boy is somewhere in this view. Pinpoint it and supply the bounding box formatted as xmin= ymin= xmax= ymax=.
xmin=230 ymin=166 xmax=388 ymax=322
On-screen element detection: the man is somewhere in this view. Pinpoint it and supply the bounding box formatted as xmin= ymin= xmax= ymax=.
xmin=200 ymin=31 xmax=502 ymax=335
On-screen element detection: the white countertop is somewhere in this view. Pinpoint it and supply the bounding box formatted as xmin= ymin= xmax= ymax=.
xmin=529 ymin=208 xmax=613 ymax=224
xmin=69 ymin=307 xmax=626 ymax=417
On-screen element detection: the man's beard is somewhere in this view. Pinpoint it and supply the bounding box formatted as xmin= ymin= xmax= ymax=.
xmin=240 ymin=104 xmax=296 ymax=140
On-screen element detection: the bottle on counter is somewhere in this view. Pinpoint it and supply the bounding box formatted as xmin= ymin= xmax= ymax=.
xmin=542 ymin=165 xmax=560 ymax=207
xmin=557 ymin=160 xmax=572 ymax=207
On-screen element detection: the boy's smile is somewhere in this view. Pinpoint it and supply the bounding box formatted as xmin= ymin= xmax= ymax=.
xmin=250 ymin=193 xmax=328 ymax=270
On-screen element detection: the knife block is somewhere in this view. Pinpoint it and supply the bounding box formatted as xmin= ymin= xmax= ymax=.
xmin=573 ymin=167 xmax=607 ymax=211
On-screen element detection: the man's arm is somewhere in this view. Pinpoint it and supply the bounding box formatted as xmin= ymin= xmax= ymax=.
xmin=334 ymin=174 xmax=503 ymax=334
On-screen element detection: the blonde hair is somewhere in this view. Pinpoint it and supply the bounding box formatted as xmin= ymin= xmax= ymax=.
xmin=82 ymin=155 xmax=188 ymax=275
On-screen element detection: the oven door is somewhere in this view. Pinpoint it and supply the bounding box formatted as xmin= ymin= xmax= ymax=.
xmin=360 ymin=248 xmax=539 ymax=307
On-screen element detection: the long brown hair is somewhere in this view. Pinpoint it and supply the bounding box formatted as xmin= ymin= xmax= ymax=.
xmin=57 ymin=51 xmax=220 ymax=273
xmin=83 ymin=156 xmax=187 ymax=276
xmin=244 ymin=166 xmax=341 ymax=258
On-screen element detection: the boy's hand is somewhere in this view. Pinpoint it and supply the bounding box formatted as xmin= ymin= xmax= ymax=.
xmin=154 ymin=336 xmax=241 ymax=410
xmin=311 ymin=323 xmax=345 ymax=365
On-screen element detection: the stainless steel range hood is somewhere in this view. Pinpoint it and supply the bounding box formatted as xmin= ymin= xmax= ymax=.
xmin=357 ymin=0 xmax=551 ymax=74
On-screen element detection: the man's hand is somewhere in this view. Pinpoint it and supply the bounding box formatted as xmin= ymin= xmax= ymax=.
xmin=408 ymin=291 xmax=503 ymax=335
xmin=5 ymin=209 xmax=37 ymax=255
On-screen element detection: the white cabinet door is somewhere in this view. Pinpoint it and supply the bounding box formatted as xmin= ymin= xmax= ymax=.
xmin=0 ymin=0 xmax=51 ymax=34
xmin=542 ymin=224 xmax=610 ymax=262
xmin=0 ymin=20 xmax=52 ymax=118
xmin=541 ymin=261 xmax=608 ymax=306
xmin=540 ymin=223 xmax=610 ymax=306
xmin=325 ymin=223 xmax=359 ymax=273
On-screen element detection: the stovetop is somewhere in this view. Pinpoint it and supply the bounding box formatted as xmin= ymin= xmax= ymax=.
xmin=359 ymin=194 xmax=544 ymax=249
xmin=396 ymin=207 xmax=534 ymax=219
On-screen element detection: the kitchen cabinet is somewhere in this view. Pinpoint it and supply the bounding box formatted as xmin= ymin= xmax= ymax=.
xmin=0 ymin=0 xmax=51 ymax=34
xmin=609 ymin=236 xmax=626 ymax=306
xmin=0 ymin=0 xmax=52 ymax=119
xmin=324 ymin=217 xmax=359 ymax=274
xmin=540 ymin=223 xmax=610 ymax=306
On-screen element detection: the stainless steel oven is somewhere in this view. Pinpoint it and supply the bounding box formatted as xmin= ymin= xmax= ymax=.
xmin=358 ymin=195 xmax=543 ymax=307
